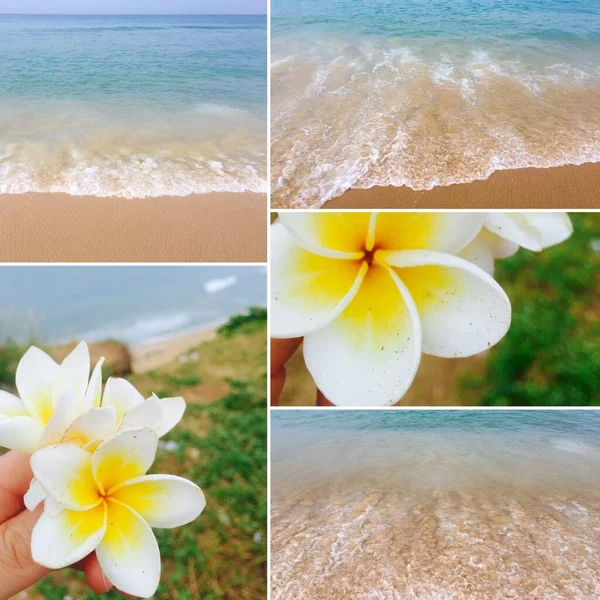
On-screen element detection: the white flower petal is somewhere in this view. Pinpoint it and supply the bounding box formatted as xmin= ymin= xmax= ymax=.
xmin=24 ymin=478 xmax=47 ymax=511
xmin=93 ymin=428 xmax=158 ymax=495
xmin=525 ymin=213 xmax=573 ymax=248
xmin=110 ymin=474 xmax=206 ymax=528
xmin=119 ymin=396 xmax=163 ymax=433
xmin=484 ymin=213 xmax=542 ymax=251
xmin=279 ymin=212 xmax=369 ymax=259
xmin=154 ymin=395 xmax=186 ymax=437
xmin=102 ymin=377 xmax=145 ymax=422
xmin=97 ymin=499 xmax=160 ymax=598
xmin=459 ymin=229 xmax=520 ymax=275
xmin=53 ymin=341 xmax=90 ymax=407
xmin=271 ymin=223 xmax=367 ymax=338
xmin=15 ymin=346 xmax=59 ymax=423
xmin=31 ymin=444 xmax=102 ymax=510
xmin=63 ymin=406 xmax=118 ymax=447
xmin=83 ymin=357 xmax=105 ymax=412
xmin=0 ymin=416 xmax=44 ymax=453
xmin=383 ymin=250 xmax=512 ymax=358
xmin=303 ymin=265 xmax=422 ymax=406
xmin=32 ymin=502 xmax=106 ymax=569
xmin=374 ymin=212 xmax=485 ymax=254
xmin=0 ymin=391 xmax=28 ymax=418
xmin=39 ymin=390 xmax=81 ymax=447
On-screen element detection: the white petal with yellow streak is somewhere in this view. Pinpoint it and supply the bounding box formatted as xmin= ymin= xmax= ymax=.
xmin=39 ymin=389 xmax=81 ymax=447
xmin=31 ymin=444 xmax=102 ymax=510
xmin=15 ymin=346 xmax=59 ymax=424
xmin=101 ymin=377 xmax=145 ymax=421
xmin=93 ymin=428 xmax=158 ymax=495
xmin=303 ymin=265 xmax=422 ymax=406
xmin=374 ymin=212 xmax=484 ymax=254
xmin=279 ymin=212 xmax=370 ymax=258
xmin=32 ymin=502 xmax=107 ymax=569
xmin=0 ymin=416 xmax=44 ymax=453
xmin=63 ymin=406 xmax=118 ymax=447
xmin=111 ymin=474 xmax=206 ymax=528
xmin=384 ymin=250 xmax=511 ymax=358
xmin=97 ymin=499 xmax=161 ymax=598
xmin=0 ymin=391 xmax=28 ymax=418
xmin=271 ymin=223 xmax=367 ymax=338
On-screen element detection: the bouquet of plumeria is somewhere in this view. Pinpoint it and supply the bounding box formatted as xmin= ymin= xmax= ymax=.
xmin=0 ymin=342 xmax=205 ymax=598
xmin=271 ymin=211 xmax=573 ymax=406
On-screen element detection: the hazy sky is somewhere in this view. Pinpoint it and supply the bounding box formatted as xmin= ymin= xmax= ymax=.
xmin=0 ymin=0 xmax=265 ymax=14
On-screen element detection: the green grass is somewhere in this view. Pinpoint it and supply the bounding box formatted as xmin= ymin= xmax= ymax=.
xmin=461 ymin=213 xmax=600 ymax=405
xmin=217 ymin=307 xmax=267 ymax=338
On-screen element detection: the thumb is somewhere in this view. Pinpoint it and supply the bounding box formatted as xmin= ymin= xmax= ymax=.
xmin=0 ymin=506 xmax=49 ymax=600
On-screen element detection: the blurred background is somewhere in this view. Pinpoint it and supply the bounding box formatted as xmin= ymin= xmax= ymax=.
xmin=279 ymin=212 xmax=600 ymax=406
xmin=0 ymin=265 xmax=267 ymax=599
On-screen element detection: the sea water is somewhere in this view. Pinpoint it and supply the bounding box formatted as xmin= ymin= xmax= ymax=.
xmin=0 ymin=15 xmax=267 ymax=197
xmin=0 ymin=265 xmax=266 ymax=344
xmin=271 ymin=0 xmax=600 ymax=207
xmin=272 ymin=410 xmax=600 ymax=598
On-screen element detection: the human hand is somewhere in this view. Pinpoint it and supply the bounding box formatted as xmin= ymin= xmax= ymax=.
xmin=270 ymin=338 xmax=334 ymax=406
xmin=0 ymin=451 xmax=116 ymax=600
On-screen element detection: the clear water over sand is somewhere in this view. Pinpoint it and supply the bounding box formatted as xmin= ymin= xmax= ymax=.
xmin=272 ymin=411 xmax=600 ymax=598
xmin=271 ymin=0 xmax=600 ymax=207
xmin=0 ymin=15 xmax=267 ymax=197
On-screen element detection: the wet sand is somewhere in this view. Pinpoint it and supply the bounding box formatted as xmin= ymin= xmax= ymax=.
xmin=324 ymin=163 xmax=600 ymax=209
xmin=272 ymin=422 xmax=600 ymax=599
xmin=0 ymin=192 xmax=266 ymax=262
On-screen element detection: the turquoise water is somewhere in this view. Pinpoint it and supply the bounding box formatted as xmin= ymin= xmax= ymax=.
xmin=272 ymin=410 xmax=600 ymax=598
xmin=272 ymin=0 xmax=600 ymax=207
xmin=0 ymin=265 xmax=266 ymax=344
xmin=0 ymin=15 xmax=267 ymax=197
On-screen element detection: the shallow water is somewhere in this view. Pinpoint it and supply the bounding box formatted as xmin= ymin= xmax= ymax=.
xmin=271 ymin=0 xmax=600 ymax=207
xmin=0 ymin=15 xmax=267 ymax=197
xmin=271 ymin=411 xmax=600 ymax=598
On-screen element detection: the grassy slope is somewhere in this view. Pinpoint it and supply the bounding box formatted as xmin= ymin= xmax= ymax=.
xmin=30 ymin=313 xmax=267 ymax=600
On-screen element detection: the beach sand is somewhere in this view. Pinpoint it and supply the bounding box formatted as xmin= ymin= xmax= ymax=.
xmin=131 ymin=327 xmax=218 ymax=373
xmin=0 ymin=192 xmax=266 ymax=262
xmin=323 ymin=163 xmax=600 ymax=209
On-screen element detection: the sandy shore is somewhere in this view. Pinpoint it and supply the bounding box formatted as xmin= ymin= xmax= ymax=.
xmin=324 ymin=163 xmax=600 ymax=209
xmin=0 ymin=192 xmax=266 ymax=262
xmin=130 ymin=326 xmax=218 ymax=372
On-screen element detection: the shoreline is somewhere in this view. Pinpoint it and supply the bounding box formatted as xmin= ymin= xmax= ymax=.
xmin=130 ymin=324 xmax=220 ymax=372
xmin=322 ymin=162 xmax=600 ymax=209
xmin=0 ymin=191 xmax=267 ymax=262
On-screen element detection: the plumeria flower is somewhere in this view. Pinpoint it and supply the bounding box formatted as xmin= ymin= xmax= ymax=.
xmin=271 ymin=212 xmax=512 ymax=406
xmin=26 ymin=372 xmax=185 ymax=510
xmin=30 ymin=427 xmax=206 ymax=598
xmin=0 ymin=342 xmax=95 ymax=454
xmin=460 ymin=212 xmax=573 ymax=274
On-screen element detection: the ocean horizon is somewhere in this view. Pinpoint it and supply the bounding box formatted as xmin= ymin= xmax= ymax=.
xmin=272 ymin=410 xmax=600 ymax=598
xmin=0 ymin=14 xmax=267 ymax=198
xmin=272 ymin=0 xmax=600 ymax=207
xmin=0 ymin=265 xmax=267 ymax=345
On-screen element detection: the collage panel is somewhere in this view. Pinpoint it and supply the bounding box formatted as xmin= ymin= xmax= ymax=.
xmin=0 ymin=7 xmax=267 ymax=262
xmin=271 ymin=0 xmax=600 ymax=210
xmin=271 ymin=211 xmax=600 ymax=407
xmin=0 ymin=265 xmax=267 ymax=598
xmin=271 ymin=409 xmax=600 ymax=599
